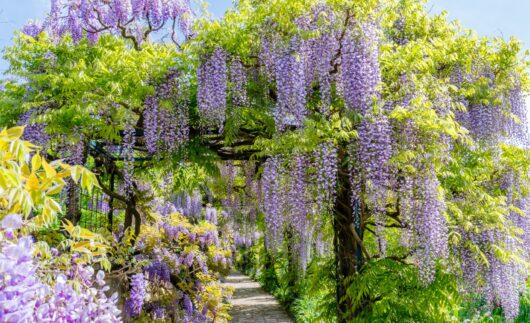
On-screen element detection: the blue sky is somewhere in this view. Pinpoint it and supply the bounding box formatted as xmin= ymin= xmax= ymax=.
xmin=0 ymin=0 xmax=529 ymax=73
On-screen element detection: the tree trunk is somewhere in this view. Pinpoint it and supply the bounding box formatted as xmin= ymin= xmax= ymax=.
xmin=333 ymin=148 xmax=362 ymax=322
xmin=124 ymin=205 xmax=133 ymax=232
xmin=65 ymin=142 xmax=88 ymax=225
xmin=285 ymin=226 xmax=298 ymax=303
xmin=66 ymin=180 xmax=81 ymax=225
xmin=124 ymin=194 xmax=142 ymax=242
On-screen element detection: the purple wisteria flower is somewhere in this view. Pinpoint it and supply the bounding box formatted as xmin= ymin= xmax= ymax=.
xmin=126 ymin=273 xmax=147 ymax=317
xmin=0 ymin=236 xmax=121 ymax=321
xmin=21 ymin=20 xmax=44 ymax=38
xmin=1 ymin=214 xmax=23 ymax=230
xmin=197 ymin=48 xmax=228 ymax=131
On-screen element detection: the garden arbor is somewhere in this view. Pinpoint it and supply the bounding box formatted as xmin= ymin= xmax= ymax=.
xmin=2 ymin=0 xmax=530 ymax=321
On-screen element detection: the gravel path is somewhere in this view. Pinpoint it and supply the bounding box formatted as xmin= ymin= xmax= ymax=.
xmin=224 ymin=272 xmax=293 ymax=323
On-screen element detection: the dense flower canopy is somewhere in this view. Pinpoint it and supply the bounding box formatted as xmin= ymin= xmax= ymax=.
xmin=2 ymin=0 xmax=530 ymax=321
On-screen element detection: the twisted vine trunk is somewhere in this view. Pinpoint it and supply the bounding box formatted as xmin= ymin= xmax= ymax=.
xmin=65 ymin=180 xmax=81 ymax=225
xmin=285 ymin=226 xmax=299 ymax=301
xmin=334 ymin=147 xmax=364 ymax=322
xmin=65 ymin=144 xmax=88 ymax=225
xmin=123 ymin=194 xmax=142 ymax=239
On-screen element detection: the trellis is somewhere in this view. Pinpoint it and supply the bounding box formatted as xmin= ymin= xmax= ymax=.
xmin=62 ymin=138 xmax=152 ymax=234
xmin=77 ymin=188 xmax=117 ymax=232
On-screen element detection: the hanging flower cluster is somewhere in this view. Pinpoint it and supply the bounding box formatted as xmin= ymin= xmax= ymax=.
xmin=18 ymin=108 xmax=50 ymax=148
xmin=262 ymin=156 xmax=286 ymax=249
xmin=143 ymin=69 xmax=189 ymax=154
xmin=257 ymin=6 xmax=341 ymax=130
xmin=341 ymin=21 xmax=381 ymax=114
xmin=274 ymin=39 xmax=308 ymax=131
xmin=197 ymin=48 xmax=228 ymax=131
xmin=357 ymin=114 xmax=392 ymax=255
xmin=506 ymin=75 xmax=529 ymax=147
xmin=261 ymin=149 xmax=338 ymax=270
xmin=414 ymin=170 xmax=448 ymax=284
xmin=230 ymin=56 xmax=248 ymax=108
xmin=125 ymin=273 xmax=147 ymax=317
xmin=174 ymin=191 xmax=203 ymax=219
xmin=305 ymin=5 xmax=339 ymax=116
xmin=122 ymin=119 xmax=136 ymax=197
xmin=313 ymin=140 xmax=338 ymax=214
xmin=21 ymin=19 xmax=44 ymax=38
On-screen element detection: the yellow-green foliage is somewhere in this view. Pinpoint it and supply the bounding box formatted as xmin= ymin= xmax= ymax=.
xmin=0 ymin=126 xmax=97 ymax=225
xmin=0 ymin=126 xmax=111 ymax=270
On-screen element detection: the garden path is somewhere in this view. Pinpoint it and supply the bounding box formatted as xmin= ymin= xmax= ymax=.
xmin=224 ymin=272 xmax=293 ymax=323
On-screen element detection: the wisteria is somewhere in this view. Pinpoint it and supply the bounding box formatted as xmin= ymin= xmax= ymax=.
xmin=205 ymin=206 xmax=218 ymax=224
xmin=456 ymin=223 xmax=528 ymax=321
xmin=230 ymin=56 xmax=248 ymax=107
xmin=18 ymin=109 xmax=50 ymax=148
xmin=313 ymin=140 xmax=338 ymax=214
xmin=464 ymin=71 xmax=527 ymax=147
xmin=21 ymin=20 xmax=44 ymax=38
xmin=392 ymin=15 xmax=409 ymax=46
xmin=197 ymin=48 xmax=228 ymax=131
xmin=145 ymin=260 xmax=171 ymax=283
xmin=123 ymin=120 xmax=136 ymax=197
xmin=357 ymin=114 xmax=392 ymax=255
xmin=414 ymin=170 xmax=448 ymax=284
xmin=126 ymin=273 xmax=147 ymax=317
xmin=64 ymin=133 xmax=86 ymax=165
xmin=0 ymin=232 xmax=121 ymax=322
xmin=144 ymin=70 xmax=189 ymax=154
xmin=465 ymin=68 xmax=506 ymax=143
xmin=36 ymin=271 xmax=121 ymax=322
xmin=455 ymin=174 xmax=530 ymax=320
xmin=341 ymin=22 xmax=381 ymax=114
xmin=243 ymin=161 xmax=259 ymax=224
xmin=468 ymin=103 xmax=504 ymax=143
xmin=221 ymin=162 xmax=237 ymax=198
xmin=288 ymin=156 xmax=309 ymax=222
xmin=182 ymin=294 xmax=194 ymax=322
xmin=0 ymin=236 xmax=46 ymax=321
xmin=36 ymin=0 xmax=193 ymax=46
xmin=288 ymin=154 xmax=311 ymax=269
xmin=259 ymin=35 xmax=279 ymax=82
xmin=127 ymin=211 xmax=232 ymax=321
xmin=506 ymin=75 xmax=529 ymax=147
xmin=274 ymin=39 xmax=308 ymax=131
xmin=233 ymin=231 xmax=255 ymax=248
xmin=262 ymin=156 xmax=285 ymax=249
xmin=7 ymin=0 xmax=530 ymax=322
xmin=307 ymin=5 xmax=339 ymax=115
xmin=260 ymin=152 xmax=332 ymax=270
xmin=397 ymin=175 xmax=415 ymax=248
xmin=175 ymin=191 xmax=202 ymax=219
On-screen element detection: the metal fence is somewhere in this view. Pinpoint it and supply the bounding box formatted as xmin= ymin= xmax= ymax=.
xmin=78 ymin=189 xmax=113 ymax=231
xmin=58 ymin=185 xmax=121 ymax=232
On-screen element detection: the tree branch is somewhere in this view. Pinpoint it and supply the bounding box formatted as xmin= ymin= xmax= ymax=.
xmin=349 ymin=223 xmax=371 ymax=260
xmin=95 ymin=174 xmax=128 ymax=203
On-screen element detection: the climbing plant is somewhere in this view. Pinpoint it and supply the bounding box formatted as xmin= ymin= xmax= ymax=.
xmin=2 ymin=0 xmax=530 ymax=322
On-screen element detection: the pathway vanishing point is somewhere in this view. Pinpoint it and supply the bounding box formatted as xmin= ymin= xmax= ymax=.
xmin=224 ymin=272 xmax=293 ymax=323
